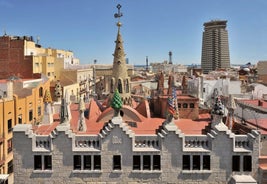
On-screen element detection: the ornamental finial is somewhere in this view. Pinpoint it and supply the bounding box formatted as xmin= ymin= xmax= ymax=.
xmin=114 ymin=4 xmax=123 ymax=27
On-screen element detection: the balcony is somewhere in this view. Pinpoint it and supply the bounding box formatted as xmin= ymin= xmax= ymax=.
xmin=73 ymin=136 xmax=100 ymax=152
xmin=183 ymin=135 xmax=211 ymax=152
xmin=33 ymin=136 xmax=52 ymax=152
xmin=134 ymin=136 xmax=161 ymax=152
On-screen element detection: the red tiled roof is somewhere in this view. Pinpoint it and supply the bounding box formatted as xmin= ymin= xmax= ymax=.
xmin=35 ymin=122 xmax=60 ymax=135
xmin=35 ymin=100 xmax=210 ymax=136
xmin=259 ymin=156 xmax=267 ymax=170
xmin=240 ymin=99 xmax=267 ymax=109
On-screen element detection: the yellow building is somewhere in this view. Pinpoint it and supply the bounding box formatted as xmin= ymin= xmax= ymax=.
xmin=0 ymin=77 xmax=50 ymax=183
xmin=0 ymin=35 xmax=79 ymax=81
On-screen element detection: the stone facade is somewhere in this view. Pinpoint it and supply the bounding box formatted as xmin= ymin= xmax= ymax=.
xmin=13 ymin=115 xmax=260 ymax=183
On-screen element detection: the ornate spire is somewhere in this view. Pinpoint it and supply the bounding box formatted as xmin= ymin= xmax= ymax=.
xmin=226 ymin=94 xmax=236 ymax=130
xmin=211 ymin=96 xmax=224 ymax=115
xmin=43 ymin=89 xmax=53 ymax=124
xmin=109 ymin=4 xmax=132 ymax=107
xmin=60 ymin=92 xmax=69 ymax=124
xmin=78 ymin=97 xmax=86 ymax=132
xmin=44 ymin=89 xmax=52 ymax=103
xmin=54 ymin=80 xmax=62 ymax=102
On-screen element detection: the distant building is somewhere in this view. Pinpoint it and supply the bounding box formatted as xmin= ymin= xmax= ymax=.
xmin=0 ymin=35 xmax=79 ymax=80
xmin=201 ymin=20 xmax=230 ymax=74
xmin=257 ymin=61 xmax=267 ymax=85
xmin=0 ymin=76 xmax=50 ymax=183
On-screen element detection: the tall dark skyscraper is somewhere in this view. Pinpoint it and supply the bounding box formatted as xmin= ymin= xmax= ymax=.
xmin=201 ymin=20 xmax=230 ymax=74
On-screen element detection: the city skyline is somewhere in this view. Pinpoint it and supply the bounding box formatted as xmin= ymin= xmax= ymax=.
xmin=0 ymin=0 xmax=267 ymax=65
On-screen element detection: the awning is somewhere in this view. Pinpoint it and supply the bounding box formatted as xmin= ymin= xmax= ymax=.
xmin=0 ymin=174 xmax=8 ymax=180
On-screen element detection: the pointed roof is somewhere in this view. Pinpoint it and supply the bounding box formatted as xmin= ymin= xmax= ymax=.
xmin=112 ymin=24 xmax=128 ymax=80
xmin=79 ymin=97 xmax=86 ymax=112
xmin=227 ymin=94 xmax=236 ymax=110
xmin=43 ymin=89 xmax=52 ymax=103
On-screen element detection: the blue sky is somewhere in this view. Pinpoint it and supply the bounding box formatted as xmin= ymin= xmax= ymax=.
xmin=0 ymin=0 xmax=267 ymax=65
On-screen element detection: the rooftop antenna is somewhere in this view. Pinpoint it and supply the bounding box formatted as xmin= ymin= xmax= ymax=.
xmin=37 ymin=36 xmax=40 ymax=44
xmin=169 ymin=51 xmax=173 ymax=64
xmin=146 ymin=56 xmax=149 ymax=71
xmin=3 ymin=29 xmax=7 ymax=36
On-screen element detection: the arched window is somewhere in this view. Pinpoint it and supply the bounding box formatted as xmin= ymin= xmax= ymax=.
xmin=125 ymin=79 xmax=129 ymax=93
xmin=118 ymin=79 xmax=122 ymax=93
xmin=39 ymin=87 xmax=43 ymax=97
xmin=110 ymin=78 xmax=114 ymax=93
xmin=190 ymin=103 xmax=194 ymax=108
xmin=183 ymin=103 xmax=188 ymax=108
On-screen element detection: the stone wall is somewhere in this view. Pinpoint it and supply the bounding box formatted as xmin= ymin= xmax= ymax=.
xmin=13 ymin=117 xmax=260 ymax=183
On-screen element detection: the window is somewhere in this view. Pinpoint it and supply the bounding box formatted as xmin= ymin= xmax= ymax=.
xmin=38 ymin=106 xmax=41 ymax=116
xmin=44 ymin=155 xmax=52 ymax=170
xmin=243 ymin=155 xmax=252 ymax=171
xmin=143 ymin=155 xmax=151 ymax=170
xmin=29 ymin=110 xmax=33 ymax=121
xmin=193 ymin=155 xmax=200 ymax=170
xmin=39 ymin=87 xmax=43 ymax=97
xmin=232 ymin=155 xmax=240 ymax=171
xmin=133 ymin=155 xmax=161 ymax=171
xmin=183 ymin=155 xmax=210 ymax=171
xmin=73 ymin=155 xmax=100 ymax=171
xmin=113 ymin=155 xmax=121 ymax=170
xmin=93 ymin=155 xmax=101 ymax=170
xmin=34 ymin=155 xmax=52 ymax=170
xmin=34 ymin=155 xmax=42 ymax=170
xmin=153 ymin=155 xmax=161 ymax=170
xmin=18 ymin=114 xmax=22 ymax=124
xmin=84 ymin=155 xmax=91 ymax=170
xmin=73 ymin=155 xmax=81 ymax=170
xmin=118 ymin=79 xmax=122 ymax=93
xmin=125 ymin=79 xmax=129 ymax=93
xmin=7 ymin=139 xmax=12 ymax=153
xmin=8 ymin=119 xmax=12 ymax=132
xmin=189 ymin=103 xmax=195 ymax=108
xmin=203 ymin=155 xmax=210 ymax=170
xmin=183 ymin=155 xmax=190 ymax=170
xmin=178 ymin=103 xmax=181 ymax=108
xmin=183 ymin=103 xmax=188 ymax=108
xmin=7 ymin=160 xmax=13 ymax=174
xmin=133 ymin=155 xmax=141 ymax=170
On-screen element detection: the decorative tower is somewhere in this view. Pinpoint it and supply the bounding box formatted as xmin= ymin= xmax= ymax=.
xmin=109 ymin=4 xmax=132 ymax=106
xmin=211 ymin=96 xmax=227 ymax=130
xmin=54 ymin=80 xmax=62 ymax=102
xmin=181 ymin=75 xmax=188 ymax=94
xmin=157 ymin=72 xmax=164 ymax=95
xmin=226 ymin=94 xmax=236 ymax=130
xmin=43 ymin=89 xmax=53 ymax=125
xmin=111 ymin=89 xmax=123 ymax=117
xmin=167 ymin=75 xmax=179 ymax=120
xmin=77 ymin=97 xmax=87 ymax=132
xmin=60 ymin=90 xmax=70 ymax=124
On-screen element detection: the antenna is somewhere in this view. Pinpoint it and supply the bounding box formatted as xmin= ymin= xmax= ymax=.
xmin=3 ymin=28 xmax=7 ymax=36
xmin=37 ymin=36 xmax=40 ymax=44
